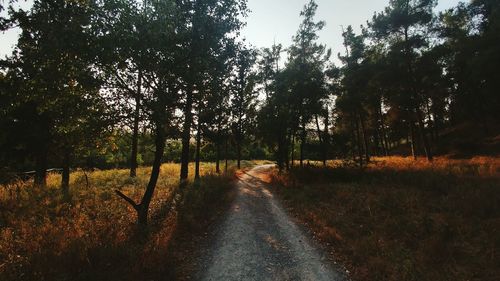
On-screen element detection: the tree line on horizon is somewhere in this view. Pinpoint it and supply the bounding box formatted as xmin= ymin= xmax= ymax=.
xmin=0 ymin=0 xmax=498 ymax=224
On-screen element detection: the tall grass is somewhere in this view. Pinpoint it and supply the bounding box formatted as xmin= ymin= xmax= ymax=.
xmin=271 ymin=156 xmax=499 ymax=281
xmin=0 ymin=161 xmax=251 ymax=281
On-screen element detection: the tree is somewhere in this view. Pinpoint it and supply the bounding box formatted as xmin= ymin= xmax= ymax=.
xmin=370 ymin=0 xmax=437 ymax=161
xmin=93 ymin=0 xmax=149 ymax=178
xmin=111 ymin=0 xmax=181 ymax=225
xmin=231 ymin=45 xmax=257 ymax=169
xmin=287 ymin=0 xmax=330 ymax=166
xmin=178 ymin=0 xmax=248 ymax=182
xmin=4 ymin=0 xmax=108 ymax=188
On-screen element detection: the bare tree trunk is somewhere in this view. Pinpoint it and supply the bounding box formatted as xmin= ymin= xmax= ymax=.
xmin=410 ymin=121 xmax=417 ymax=160
xmin=285 ymin=130 xmax=291 ymax=170
xmin=349 ymin=119 xmax=356 ymax=162
xmin=130 ymin=70 xmax=142 ymax=178
xmin=215 ymin=140 xmax=220 ymax=174
xmin=236 ymin=140 xmax=241 ymax=169
xmin=355 ymin=117 xmax=364 ymax=167
xmin=314 ymin=115 xmax=326 ymax=166
xmin=34 ymin=149 xmax=48 ymax=188
xmin=291 ymin=133 xmax=295 ymax=167
xmin=194 ymin=120 xmax=202 ymax=180
xmin=323 ymin=109 xmax=330 ymax=166
xmin=300 ymin=119 xmax=306 ymax=167
xmin=61 ymin=149 xmax=70 ymax=194
xmin=415 ymin=107 xmax=433 ymax=161
xmin=224 ymin=137 xmax=228 ymax=173
xmin=277 ymin=138 xmax=285 ymax=171
xmin=359 ymin=112 xmax=370 ymax=164
xmin=116 ymin=122 xmax=166 ymax=226
xmin=378 ymin=105 xmax=389 ymax=156
xmin=180 ymin=85 xmax=193 ymax=183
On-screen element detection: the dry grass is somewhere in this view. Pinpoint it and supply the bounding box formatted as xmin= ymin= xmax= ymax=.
xmin=271 ymin=156 xmax=500 ymax=281
xmin=0 ymin=161 xmax=253 ymax=281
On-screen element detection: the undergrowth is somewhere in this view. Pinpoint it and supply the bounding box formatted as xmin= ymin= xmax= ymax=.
xmin=0 ymin=161 xmax=252 ymax=281
xmin=271 ymin=156 xmax=500 ymax=281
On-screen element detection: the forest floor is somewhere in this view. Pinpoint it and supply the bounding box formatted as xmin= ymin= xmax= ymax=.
xmin=269 ymin=156 xmax=500 ymax=281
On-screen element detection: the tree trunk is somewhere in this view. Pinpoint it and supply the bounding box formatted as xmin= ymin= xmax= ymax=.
xmin=130 ymin=70 xmax=142 ymax=178
xmin=323 ymin=109 xmax=330 ymax=166
xmin=236 ymin=140 xmax=241 ymax=169
xmin=359 ymin=113 xmax=370 ymax=164
xmin=277 ymin=138 xmax=285 ymax=171
xmin=61 ymin=149 xmax=70 ymax=194
xmin=180 ymin=86 xmax=193 ymax=182
xmin=300 ymin=119 xmax=306 ymax=167
xmin=34 ymin=149 xmax=48 ymax=188
xmin=194 ymin=120 xmax=202 ymax=180
xmin=285 ymin=130 xmax=291 ymax=170
xmin=373 ymin=127 xmax=381 ymax=156
xmin=224 ymin=137 xmax=228 ymax=173
xmin=415 ymin=107 xmax=433 ymax=161
xmin=215 ymin=141 xmax=221 ymax=174
xmin=355 ymin=117 xmax=363 ymax=167
xmin=314 ymin=115 xmax=326 ymax=166
xmin=410 ymin=121 xmax=417 ymax=160
xmin=291 ymin=134 xmax=295 ymax=167
xmin=116 ymin=122 xmax=166 ymax=226
xmin=378 ymin=105 xmax=389 ymax=156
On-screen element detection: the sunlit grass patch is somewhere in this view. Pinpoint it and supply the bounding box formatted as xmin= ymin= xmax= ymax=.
xmin=0 ymin=161 xmax=251 ymax=281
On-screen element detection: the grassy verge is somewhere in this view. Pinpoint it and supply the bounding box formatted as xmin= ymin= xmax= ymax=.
xmin=0 ymin=161 xmax=256 ymax=281
xmin=270 ymin=156 xmax=500 ymax=281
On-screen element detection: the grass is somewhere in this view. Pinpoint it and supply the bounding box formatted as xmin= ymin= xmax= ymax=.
xmin=270 ymin=156 xmax=500 ymax=281
xmin=0 ymin=160 xmax=256 ymax=281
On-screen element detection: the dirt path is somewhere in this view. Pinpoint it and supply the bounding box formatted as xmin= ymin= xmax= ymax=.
xmin=198 ymin=165 xmax=345 ymax=281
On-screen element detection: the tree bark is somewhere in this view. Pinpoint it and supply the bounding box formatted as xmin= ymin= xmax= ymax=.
xmin=355 ymin=117 xmax=364 ymax=167
xmin=130 ymin=70 xmax=142 ymax=178
xmin=61 ymin=149 xmax=70 ymax=194
xmin=359 ymin=112 xmax=370 ymax=164
xmin=378 ymin=105 xmax=389 ymax=156
xmin=116 ymin=122 xmax=166 ymax=226
xmin=300 ymin=119 xmax=306 ymax=167
xmin=415 ymin=107 xmax=433 ymax=161
xmin=34 ymin=149 xmax=48 ymax=188
xmin=236 ymin=140 xmax=241 ymax=169
xmin=194 ymin=120 xmax=202 ymax=180
xmin=224 ymin=137 xmax=228 ymax=173
xmin=215 ymin=140 xmax=221 ymax=174
xmin=180 ymin=85 xmax=194 ymax=182
xmin=323 ymin=109 xmax=330 ymax=166
xmin=314 ymin=115 xmax=326 ymax=166
xmin=410 ymin=121 xmax=417 ymax=160
xmin=285 ymin=130 xmax=291 ymax=170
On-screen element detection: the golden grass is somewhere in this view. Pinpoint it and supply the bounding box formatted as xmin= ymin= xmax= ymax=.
xmin=0 ymin=161 xmax=253 ymax=281
xmin=368 ymin=156 xmax=499 ymax=177
xmin=270 ymin=156 xmax=500 ymax=281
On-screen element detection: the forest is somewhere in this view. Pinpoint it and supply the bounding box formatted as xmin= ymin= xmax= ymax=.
xmin=0 ymin=0 xmax=499 ymax=280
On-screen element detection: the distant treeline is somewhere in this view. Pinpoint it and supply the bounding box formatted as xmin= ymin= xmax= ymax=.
xmin=1 ymin=0 xmax=499 ymax=183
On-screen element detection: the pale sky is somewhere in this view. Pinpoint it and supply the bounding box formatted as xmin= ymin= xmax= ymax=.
xmin=242 ymin=0 xmax=463 ymax=63
xmin=1 ymin=0 xmax=463 ymax=61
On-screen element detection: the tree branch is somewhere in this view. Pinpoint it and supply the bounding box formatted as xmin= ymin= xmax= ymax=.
xmin=115 ymin=190 xmax=140 ymax=211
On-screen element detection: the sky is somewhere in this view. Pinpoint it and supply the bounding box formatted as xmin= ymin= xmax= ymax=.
xmin=1 ymin=0 xmax=463 ymax=60
xmin=242 ymin=0 xmax=463 ymax=62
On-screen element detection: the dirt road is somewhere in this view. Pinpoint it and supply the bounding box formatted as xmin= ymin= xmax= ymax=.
xmin=198 ymin=165 xmax=345 ymax=281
